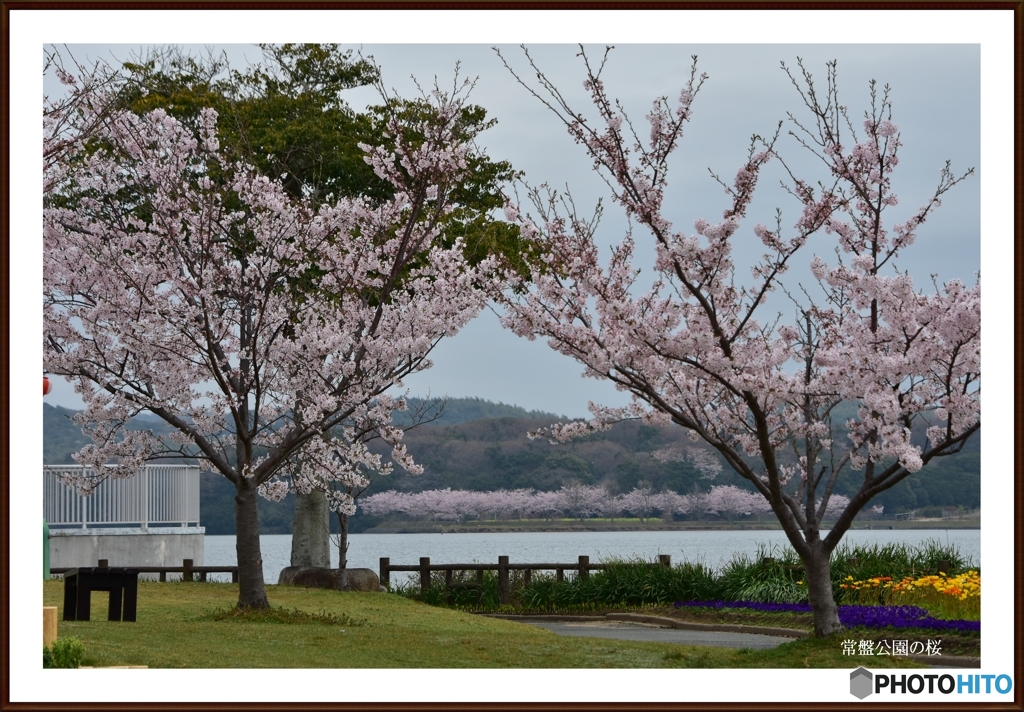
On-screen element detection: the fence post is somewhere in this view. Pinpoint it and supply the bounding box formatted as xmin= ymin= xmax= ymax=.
xmin=141 ymin=465 xmax=149 ymax=531
xmin=523 ymin=568 xmax=532 ymax=587
xmin=498 ymin=556 xmax=510 ymax=604
xmin=578 ymin=555 xmax=589 ymax=580
xmin=556 ymin=568 xmax=564 ymax=583
xmin=183 ymin=558 xmax=194 ymax=582
xmin=81 ymin=473 xmax=87 ymax=528
xmin=445 ymin=569 xmax=453 ymax=605
xmin=98 ymin=559 xmax=108 ymax=568
xmin=420 ymin=557 xmax=431 ymax=597
xmin=379 ymin=558 xmax=390 ymax=589
xmin=659 ymin=554 xmax=671 ymax=568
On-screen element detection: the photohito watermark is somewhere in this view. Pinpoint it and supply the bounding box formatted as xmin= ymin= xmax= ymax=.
xmin=850 ymin=668 xmax=1013 ymax=699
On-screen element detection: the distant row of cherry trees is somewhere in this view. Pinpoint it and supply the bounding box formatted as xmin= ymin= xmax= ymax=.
xmin=359 ymin=484 xmax=872 ymax=523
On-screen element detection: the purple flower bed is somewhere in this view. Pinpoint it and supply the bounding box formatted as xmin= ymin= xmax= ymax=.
xmin=674 ymin=600 xmax=980 ymax=633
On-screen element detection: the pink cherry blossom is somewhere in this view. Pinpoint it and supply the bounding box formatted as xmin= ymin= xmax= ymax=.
xmin=44 ymin=65 xmax=507 ymax=608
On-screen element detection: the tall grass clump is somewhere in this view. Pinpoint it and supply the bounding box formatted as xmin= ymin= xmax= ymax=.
xmin=520 ymin=558 xmax=721 ymax=609
xmin=392 ymin=569 xmax=504 ymax=608
xmin=714 ymin=545 xmax=808 ymax=604
xmin=829 ymin=540 xmax=973 ymax=587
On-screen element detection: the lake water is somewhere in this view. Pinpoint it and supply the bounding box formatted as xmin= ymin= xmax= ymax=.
xmin=203 ymin=529 xmax=981 ymax=585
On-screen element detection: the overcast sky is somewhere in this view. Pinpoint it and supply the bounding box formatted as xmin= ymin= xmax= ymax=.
xmin=38 ymin=41 xmax=983 ymax=418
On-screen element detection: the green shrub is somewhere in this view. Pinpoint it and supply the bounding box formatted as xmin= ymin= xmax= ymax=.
xmin=393 ymin=540 xmax=974 ymax=612
xmin=44 ymin=637 xmax=86 ymax=668
xmin=397 ymin=557 xmax=723 ymax=611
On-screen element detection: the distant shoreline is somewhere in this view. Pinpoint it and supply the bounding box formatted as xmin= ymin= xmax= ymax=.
xmin=363 ymin=517 xmax=981 ymax=535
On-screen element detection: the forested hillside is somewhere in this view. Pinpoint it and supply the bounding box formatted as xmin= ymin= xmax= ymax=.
xmin=43 ymin=398 xmax=980 ymax=534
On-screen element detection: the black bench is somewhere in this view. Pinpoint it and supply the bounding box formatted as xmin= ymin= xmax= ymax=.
xmin=63 ymin=567 xmax=139 ymax=622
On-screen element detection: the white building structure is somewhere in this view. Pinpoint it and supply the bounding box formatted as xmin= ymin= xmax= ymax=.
xmin=44 ymin=464 xmax=204 ymax=574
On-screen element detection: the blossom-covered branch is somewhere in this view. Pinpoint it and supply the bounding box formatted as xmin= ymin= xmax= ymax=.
xmin=496 ymin=47 xmax=979 ymax=636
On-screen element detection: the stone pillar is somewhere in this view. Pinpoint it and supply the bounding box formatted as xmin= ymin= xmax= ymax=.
xmin=290 ymin=490 xmax=331 ymax=568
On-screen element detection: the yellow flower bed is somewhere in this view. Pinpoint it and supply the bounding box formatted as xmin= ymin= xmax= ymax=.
xmin=839 ymin=570 xmax=980 ymax=620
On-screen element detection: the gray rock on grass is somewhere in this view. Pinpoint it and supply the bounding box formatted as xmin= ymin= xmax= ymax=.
xmin=278 ymin=566 xmax=383 ymax=592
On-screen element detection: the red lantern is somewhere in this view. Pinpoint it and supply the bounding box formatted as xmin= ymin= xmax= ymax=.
xmin=43 ymin=376 xmax=51 ymax=396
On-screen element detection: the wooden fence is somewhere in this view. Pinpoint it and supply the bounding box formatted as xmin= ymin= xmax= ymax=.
xmin=380 ymin=554 xmax=672 ymax=604
xmin=51 ymin=558 xmax=238 ymax=583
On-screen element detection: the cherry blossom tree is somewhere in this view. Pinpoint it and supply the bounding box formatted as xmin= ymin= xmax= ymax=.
xmin=820 ymin=493 xmax=851 ymax=520
xmin=658 ymin=490 xmax=688 ymax=518
xmin=703 ymin=485 xmax=767 ymax=521
xmin=556 ymin=482 xmax=609 ymax=520
xmin=44 ymin=70 xmax=506 ymax=608
xmin=497 ymin=47 xmax=979 ymax=636
xmin=359 ymin=489 xmax=410 ymax=519
xmin=529 ymin=489 xmax=565 ymax=521
xmin=618 ymin=486 xmax=663 ymax=522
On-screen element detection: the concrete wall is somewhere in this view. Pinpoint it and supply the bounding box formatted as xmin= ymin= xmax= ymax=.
xmin=49 ymin=527 xmax=204 ymax=580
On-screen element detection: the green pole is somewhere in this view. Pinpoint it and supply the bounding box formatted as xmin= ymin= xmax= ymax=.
xmin=43 ymin=518 xmax=50 ymax=580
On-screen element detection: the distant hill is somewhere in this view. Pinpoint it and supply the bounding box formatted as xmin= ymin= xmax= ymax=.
xmin=44 ymin=404 xmax=93 ymax=465
xmin=42 ymin=398 xmax=979 ymax=534
xmin=392 ymin=397 xmax=566 ymax=427
xmin=43 ymin=397 xmax=572 ymax=535
xmin=43 ymin=397 xmax=564 ymax=464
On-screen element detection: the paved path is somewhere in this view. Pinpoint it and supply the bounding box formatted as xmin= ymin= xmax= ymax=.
xmin=510 ymin=617 xmax=794 ymax=650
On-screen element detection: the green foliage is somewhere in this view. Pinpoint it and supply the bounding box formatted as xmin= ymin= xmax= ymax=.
xmin=118 ymin=44 xmax=381 ymax=204
xmin=43 ymin=637 xmax=86 ymax=668
xmin=114 ymin=44 xmax=531 ymax=279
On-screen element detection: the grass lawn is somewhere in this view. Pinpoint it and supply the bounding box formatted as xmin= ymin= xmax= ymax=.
xmin=44 ymin=580 xmax=936 ymax=669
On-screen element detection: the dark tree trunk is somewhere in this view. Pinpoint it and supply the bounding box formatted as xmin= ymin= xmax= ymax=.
xmin=290 ymin=490 xmax=331 ymax=568
xmin=234 ymin=478 xmax=269 ymax=609
xmin=337 ymin=511 xmax=350 ymax=590
xmin=775 ymin=506 xmax=842 ymax=638
xmin=803 ymin=543 xmax=842 ymax=637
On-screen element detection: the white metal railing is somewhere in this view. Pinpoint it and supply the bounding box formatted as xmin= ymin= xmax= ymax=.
xmin=44 ymin=464 xmax=200 ymax=529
